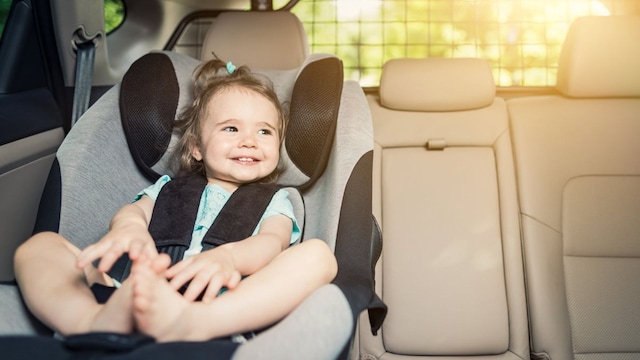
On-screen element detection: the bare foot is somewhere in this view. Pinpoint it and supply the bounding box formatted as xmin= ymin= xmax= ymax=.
xmin=131 ymin=256 xmax=204 ymax=342
xmin=82 ymin=255 xmax=170 ymax=335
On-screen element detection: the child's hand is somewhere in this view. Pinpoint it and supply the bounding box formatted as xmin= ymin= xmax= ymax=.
xmin=164 ymin=249 xmax=241 ymax=302
xmin=77 ymin=225 xmax=157 ymax=272
xmin=76 ymin=198 xmax=156 ymax=272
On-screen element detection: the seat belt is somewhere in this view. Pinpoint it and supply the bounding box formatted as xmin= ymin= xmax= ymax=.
xmin=71 ymin=39 xmax=97 ymax=127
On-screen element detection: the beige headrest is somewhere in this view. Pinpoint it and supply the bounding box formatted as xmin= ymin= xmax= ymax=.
xmin=201 ymin=11 xmax=309 ymax=70
xmin=379 ymin=58 xmax=495 ymax=112
xmin=556 ymin=16 xmax=640 ymax=98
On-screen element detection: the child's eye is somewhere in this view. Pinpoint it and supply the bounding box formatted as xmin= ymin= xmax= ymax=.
xmin=223 ymin=126 xmax=238 ymax=132
xmin=258 ymin=129 xmax=273 ymax=135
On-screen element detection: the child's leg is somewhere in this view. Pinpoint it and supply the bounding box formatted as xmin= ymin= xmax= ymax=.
xmin=133 ymin=239 xmax=337 ymax=342
xmin=13 ymin=232 xmax=135 ymax=335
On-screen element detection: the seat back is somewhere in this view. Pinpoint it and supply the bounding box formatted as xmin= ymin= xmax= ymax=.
xmin=508 ymin=15 xmax=640 ymax=360
xmin=200 ymin=11 xmax=309 ymax=70
xmin=357 ymin=58 xmax=529 ymax=359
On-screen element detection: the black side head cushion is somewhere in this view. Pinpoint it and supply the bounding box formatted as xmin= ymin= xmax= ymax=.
xmin=286 ymin=57 xmax=343 ymax=189
xmin=120 ymin=53 xmax=179 ymax=182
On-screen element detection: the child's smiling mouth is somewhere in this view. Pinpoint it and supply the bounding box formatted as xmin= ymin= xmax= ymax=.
xmin=233 ymin=157 xmax=259 ymax=164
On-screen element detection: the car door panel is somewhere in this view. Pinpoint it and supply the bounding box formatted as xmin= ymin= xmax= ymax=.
xmin=0 ymin=0 xmax=65 ymax=281
xmin=0 ymin=128 xmax=63 ymax=281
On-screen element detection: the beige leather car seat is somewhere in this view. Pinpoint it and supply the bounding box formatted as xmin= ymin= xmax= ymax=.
xmin=508 ymin=15 xmax=640 ymax=360
xmin=356 ymin=58 xmax=530 ymax=359
xmin=200 ymin=11 xmax=309 ymax=70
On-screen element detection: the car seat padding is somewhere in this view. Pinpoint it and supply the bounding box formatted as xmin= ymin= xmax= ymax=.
xmin=286 ymin=56 xmax=343 ymax=188
xmin=120 ymin=53 xmax=179 ymax=182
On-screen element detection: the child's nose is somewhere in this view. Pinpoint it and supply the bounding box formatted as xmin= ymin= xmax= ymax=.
xmin=239 ymin=132 xmax=257 ymax=147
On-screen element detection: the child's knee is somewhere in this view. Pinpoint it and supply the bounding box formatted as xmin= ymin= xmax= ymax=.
xmin=300 ymin=239 xmax=337 ymax=281
xmin=14 ymin=232 xmax=68 ymax=263
xmin=299 ymin=238 xmax=330 ymax=256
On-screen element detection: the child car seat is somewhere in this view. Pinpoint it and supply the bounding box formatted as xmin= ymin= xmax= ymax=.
xmin=0 ymin=50 xmax=386 ymax=359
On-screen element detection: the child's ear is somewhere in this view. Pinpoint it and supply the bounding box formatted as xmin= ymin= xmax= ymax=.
xmin=190 ymin=144 xmax=203 ymax=161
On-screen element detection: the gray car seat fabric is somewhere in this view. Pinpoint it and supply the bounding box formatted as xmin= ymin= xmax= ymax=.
xmin=0 ymin=50 xmax=384 ymax=359
xmin=233 ymin=284 xmax=354 ymax=360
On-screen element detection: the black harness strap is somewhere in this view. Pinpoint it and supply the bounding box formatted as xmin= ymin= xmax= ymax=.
xmin=110 ymin=176 xmax=281 ymax=283
xmin=202 ymin=182 xmax=281 ymax=250
xmin=151 ymin=177 xmax=281 ymax=264
xmin=148 ymin=175 xmax=208 ymax=263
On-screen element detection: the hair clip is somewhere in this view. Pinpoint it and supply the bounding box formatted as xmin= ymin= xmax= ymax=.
xmin=226 ymin=61 xmax=236 ymax=75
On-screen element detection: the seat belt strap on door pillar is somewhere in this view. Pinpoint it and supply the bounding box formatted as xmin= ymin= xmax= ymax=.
xmin=71 ymin=40 xmax=96 ymax=127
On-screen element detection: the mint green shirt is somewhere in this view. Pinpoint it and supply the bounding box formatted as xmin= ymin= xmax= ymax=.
xmin=137 ymin=175 xmax=300 ymax=259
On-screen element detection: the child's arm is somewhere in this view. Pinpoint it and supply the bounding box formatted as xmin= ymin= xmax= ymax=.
xmin=76 ymin=195 xmax=156 ymax=273
xmin=165 ymin=213 xmax=292 ymax=302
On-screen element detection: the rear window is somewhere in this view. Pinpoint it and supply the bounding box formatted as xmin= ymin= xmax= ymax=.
xmin=280 ymin=0 xmax=638 ymax=87
xmin=171 ymin=0 xmax=638 ymax=88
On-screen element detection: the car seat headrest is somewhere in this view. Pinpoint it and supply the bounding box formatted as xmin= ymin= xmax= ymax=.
xmin=556 ymin=15 xmax=640 ymax=98
xmin=379 ymin=58 xmax=495 ymax=112
xmin=201 ymin=11 xmax=309 ymax=70
xmin=120 ymin=52 xmax=343 ymax=190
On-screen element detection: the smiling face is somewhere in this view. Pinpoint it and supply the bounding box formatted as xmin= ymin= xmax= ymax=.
xmin=190 ymin=86 xmax=281 ymax=191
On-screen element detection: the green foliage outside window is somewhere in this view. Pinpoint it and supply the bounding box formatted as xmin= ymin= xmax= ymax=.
xmin=105 ymin=0 xmax=125 ymax=34
xmin=276 ymin=0 xmax=629 ymax=87
xmin=1 ymin=0 xmax=124 ymax=40
xmin=0 ymin=0 xmax=12 ymax=39
xmin=4 ymin=0 xmax=628 ymax=88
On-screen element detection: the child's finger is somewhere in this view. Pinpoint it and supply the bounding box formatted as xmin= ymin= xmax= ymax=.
xmin=225 ymin=271 xmax=242 ymax=290
xmin=201 ymin=273 xmax=226 ymax=303
xmin=164 ymin=257 xmax=190 ymax=278
xmin=144 ymin=242 xmax=159 ymax=258
xmin=149 ymin=253 xmax=171 ymax=274
xmin=96 ymin=243 xmax=126 ymax=272
xmin=183 ymin=271 xmax=217 ymax=301
xmin=128 ymin=241 xmax=143 ymax=260
xmin=76 ymin=241 xmax=110 ymax=268
xmin=128 ymin=235 xmax=157 ymax=261
xmin=167 ymin=260 xmax=200 ymax=290
xmin=129 ymin=239 xmax=153 ymax=261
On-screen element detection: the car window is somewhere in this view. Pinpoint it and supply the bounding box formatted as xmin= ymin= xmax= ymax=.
xmin=105 ymin=0 xmax=125 ymax=34
xmin=0 ymin=0 xmax=11 ymax=40
xmin=275 ymin=0 xmax=637 ymax=87
xmin=0 ymin=1 xmax=124 ymax=39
